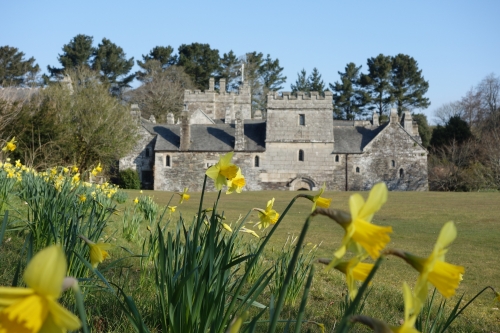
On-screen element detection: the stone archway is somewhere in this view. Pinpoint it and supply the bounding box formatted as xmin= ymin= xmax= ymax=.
xmin=288 ymin=177 xmax=316 ymax=191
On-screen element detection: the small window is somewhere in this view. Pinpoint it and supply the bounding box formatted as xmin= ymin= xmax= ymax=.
xmin=391 ymin=160 xmax=395 ymax=167
xmin=335 ymin=155 xmax=339 ymax=162
xmin=254 ymin=155 xmax=260 ymax=167
xmin=145 ymin=148 xmax=150 ymax=158
xmin=298 ymin=149 xmax=304 ymax=161
xmin=356 ymin=167 xmax=360 ymax=173
xmin=299 ymin=114 xmax=305 ymax=126
xmin=400 ymin=168 xmax=404 ymax=178
xmin=166 ymin=155 xmax=171 ymax=167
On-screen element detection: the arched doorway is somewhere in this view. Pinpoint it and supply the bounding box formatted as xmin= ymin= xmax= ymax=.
xmin=288 ymin=177 xmax=316 ymax=191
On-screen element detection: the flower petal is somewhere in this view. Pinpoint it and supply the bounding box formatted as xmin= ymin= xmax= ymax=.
xmin=358 ymin=182 xmax=387 ymax=221
xmin=434 ymin=221 xmax=457 ymax=255
xmin=23 ymin=245 xmax=66 ymax=298
xmin=46 ymin=299 xmax=81 ymax=331
xmin=0 ymin=294 xmax=48 ymax=333
xmin=349 ymin=194 xmax=365 ymax=221
xmin=219 ymin=151 xmax=234 ymax=167
xmin=205 ymin=165 xmax=220 ymax=181
xmin=0 ymin=288 xmax=34 ymax=308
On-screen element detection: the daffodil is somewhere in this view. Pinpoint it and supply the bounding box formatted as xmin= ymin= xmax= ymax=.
xmin=63 ymin=167 xmax=69 ymax=173
xmin=221 ymin=223 xmax=232 ymax=232
xmin=0 ymin=245 xmax=81 ymax=332
xmin=253 ymin=198 xmax=280 ymax=230
xmin=206 ymin=151 xmax=239 ymax=190
xmin=308 ymin=183 xmax=332 ymax=212
xmin=334 ymin=182 xmax=392 ymax=261
xmin=168 ymin=206 xmax=176 ymax=213
xmin=333 ymin=258 xmax=374 ymax=300
xmin=226 ymin=168 xmax=246 ymax=194
xmin=78 ymin=194 xmax=86 ymax=203
xmin=15 ymin=160 xmax=22 ymax=168
xmin=390 ymin=283 xmax=421 ymax=333
xmin=399 ymin=222 xmax=464 ymax=302
xmin=71 ymin=165 xmax=78 ymax=173
xmin=134 ymin=197 xmax=139 ymax=204
xmin=2 ymin=137 xmax=16 ymax=152
xmin=177 ymin=187 xmax=190 ymax=204
xmin=239 ymin=227 xmax=260 ymax=238
xmin=95 ymin=163 xmax=102 ymax=173
xmin=79 ymin=235 xmax=112 ymax=268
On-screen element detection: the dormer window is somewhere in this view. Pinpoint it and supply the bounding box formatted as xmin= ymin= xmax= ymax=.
xmin=299 ymin=114 xmax=305 ymax=126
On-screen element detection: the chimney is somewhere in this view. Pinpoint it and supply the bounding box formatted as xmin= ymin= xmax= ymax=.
xmin=167 ymin=112 xmax=175 ymax=124
xmin=225 ymin=107 xmax=232 ymax=124
xmin=401 ymin=110 xmax=413 ymax=133
xmin=389 ymin=108 xmax=399 ymax=124
xmin=253 ymin=109 xmax=262 ymax=120
xmin=209 ymin=77 xmax=214 ymax=91
xmin=372 ymin=111 xmax=379 ymax=127
xmin=130 ymin=104 xmax=141 ymax=124
xmin=180 ymin=110 xmax=190 ymax=151
xmin=220 ymin=78 xmax=226 ymax=93
xmin=234 ymin=110 xmax=245 ymax=151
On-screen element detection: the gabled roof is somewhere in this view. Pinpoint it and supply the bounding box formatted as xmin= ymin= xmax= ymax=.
xmin=150 ymin=120 xmax=266 ymax=152
xmin=333 ymin=123 xmax=387 ymax=153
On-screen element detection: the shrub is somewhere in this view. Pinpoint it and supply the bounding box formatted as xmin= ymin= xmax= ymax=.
xmin=119 ymin=169 xmax=140 ymax=189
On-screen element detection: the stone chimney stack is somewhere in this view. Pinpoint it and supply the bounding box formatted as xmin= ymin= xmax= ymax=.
xmin=220 ymin=78 xmax=226 ymax=93
xmin=209 ymin=77 xmax=215 ymax=91
xmin=389 ymin=108 xmax=399 ymax=124
xmin=225 ymin=107 xmax=232 ymax=124
xmin=130 ymin=104 xmax=141 ymax=124
xmin=167 ymin=112 xmax=175 ymax=124
xmin=401 ymin=110 xmax=413 ymax=133
xmin=372 ymin=111 xmax=379 ymax=127
xmin=253 ymin=109 xmax=262 ymax=120
xmin=234 ymin=110 xmax=245 ymax=151
xmin=180 ymin=110 xmax=191 ymax=151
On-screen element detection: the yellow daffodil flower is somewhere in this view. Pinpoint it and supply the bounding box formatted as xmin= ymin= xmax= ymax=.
xmin=403 ymin=221 xmax=465 ymax=301
xmin=333 ymin=258 xmax=374 ymax=300
xmin=221 ymin=223 xmax=233 ymax=232
xmin=95 ymin=163 xmax=102 ymax=173
xmin=206 ymin=151 xmax=239 ymax=190
xmin=0 ymin=245 xmax=81 ymax=332
xmin=177 ymin=187 xmax=190 ymax=204
xmin=239 ymin=227 xmax=260 ymax=238
xmin=226 ymin=167 xmax=246 ymax=194
xmin=168 ymin=206 xmax=176 ymax=213
xmin=2 ymin=137 xmax=16 ymax=152
xmin=78 ymin=194 xmax=86 ymax=203
xmin=79 ymin=235 xmax=112 ymax=268
xmin=63 ymin=167 xmax=69 ymax=173
xmin=334 ymin=182 xmax=392 ymax=261
xmin=15 ymin=160 xmax=22 ymax=168
xmin=72 ymin=173 xmax=80 ymax=183
xmin=390 ymin=283 xmax=421 ymax=333
xmin=134 ymin=197 xmax=139 ymax=204
xmin=71 ymin=165 xmax=78 ymax=173
xmin=310 ymin=183 xmax=332 ymax=212
xmin=253 ymin=198 xmax=280 ymax=230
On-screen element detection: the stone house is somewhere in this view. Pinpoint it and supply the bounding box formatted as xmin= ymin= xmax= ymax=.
xmin=119 ymin=77 xmax=428 ymax=191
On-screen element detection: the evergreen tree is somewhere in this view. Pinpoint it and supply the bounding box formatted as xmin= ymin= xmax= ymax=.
xmin=47 ymin=34 xmax=95 ymax=76
xmin=0 ymin=46 xmax=40 ymax=86
xmin=360 ymin=54 xmax=393 ymax=116
xmin=390 ymin=54 xmax=430 ymax=115
xmin=412 ymin=113 xmax=432 ymax=148
xmin=331 ymin=63 xmax=370 ymax=120
xmin=242 ymin=52 xmax=265 ymax=113
xmin=260 ymin=54 xmax=287 ymax=92
xmin=176 ymin=43 xmax=220 ymax=90
xmin=308 ymin=67 xmax=325 ymax=94
xmin=92 ymin=38 xmax=135 ymax=96
xmin=217 ymin=50 xmax=240 ymax=92
xmin=430 ymin=116 xmax=472 ymax=149
xmin=136 ymin=46 xmax=177 ymax=82
xmin=291 ymin=69 xmax=309 ymax=93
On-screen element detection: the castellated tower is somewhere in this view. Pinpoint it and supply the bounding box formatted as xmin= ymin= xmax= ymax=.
xmin=183 ymin=78 xmax=251 ymax=121
xmin=261 ymin=91 xmax=335 ymax=190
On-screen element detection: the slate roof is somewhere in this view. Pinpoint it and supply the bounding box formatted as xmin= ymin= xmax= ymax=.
xmin=332 ymin=123 xmax=387 ymax=153
xmin=146 ymin=120 xmax=266 ymax=152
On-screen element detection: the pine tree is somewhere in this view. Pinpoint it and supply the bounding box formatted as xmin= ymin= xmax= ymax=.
xmin=92 ymin=38 xmax=135 ymax=96
xmin=360 ymin=54 xmax=393 ymax=116
xmin=291 ymin=69 xmax=309 ymax=93
xmin=308 ymin=68 xmax=325 ymax=94
xmin=136 ymin=46 xmax=177 ymax=82
xmin=0 ymin=46 xmax=39 ymax=86
xmin=176 ymin=43 xmax=220 ymax=90
xmin=260 ymin=54 xmax=286 ymax=92
xmin=390 ymin=54 xmax=430 ymax=115
xmin=217 ymin=50 xmax=240 ymax=92
xmin=47 ymin=34 xmax=95 ymax=76
xmin=331 ymin=63 xmax=370 ymax=120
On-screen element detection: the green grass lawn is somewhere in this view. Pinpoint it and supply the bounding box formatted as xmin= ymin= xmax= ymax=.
xmin=2 ymin=189 xmax=500 ymax=332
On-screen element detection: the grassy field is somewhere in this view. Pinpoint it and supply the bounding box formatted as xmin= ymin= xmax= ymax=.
xmin=2 ymin=188 xmax=500 ymax=332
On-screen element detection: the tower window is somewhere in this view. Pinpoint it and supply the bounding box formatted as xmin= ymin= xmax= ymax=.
xmin=335 ymin=155 xmax=339 ymax=162
xmin=166 ymin=155 xmax=171 ymax=167
xmin=356 ymin=167 xmax=360 ymax=173
xmin=254 ymin=155 xmax=260 ymax=167
xmin=400 ymin=168 xmax=404 ymax=178
xmin=298 ymin=149 xmax=304 ymax=161
xmin=391 ymin=160 xmax=395 ymax=167
xmin=299 ymin=114 xmax=305 ymax=126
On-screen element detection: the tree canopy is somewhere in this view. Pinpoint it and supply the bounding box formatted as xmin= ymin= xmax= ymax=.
xmin=0 ymin=46 xmax=40 ymax=86
xmin=331 ymin=63 xmax=370 ymax=120
xmin=176 ymin=43 xmax=220 ymax=90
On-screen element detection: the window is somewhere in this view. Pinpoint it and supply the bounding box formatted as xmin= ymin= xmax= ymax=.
xmin=254 ymin=155 xmax=260 ymax=167
xmin=166 ymin=155 xmax=171 ymax=167
xmin=399 ymin=168 xmax=404 ymax=178
xmin=298 ymin=150 xmax=304 ymax=161
xmin=335 ymin=155 xmax=339 ymax=162
xmin=145 ymin=148 xmax=150 ymax=158
xmin=299 ymin=114 xmax=305 ymax=126
xmin=391 ymin=160 xmax=395 ymax=167
xmin=356 ymin=167 xmax=360 ymax=173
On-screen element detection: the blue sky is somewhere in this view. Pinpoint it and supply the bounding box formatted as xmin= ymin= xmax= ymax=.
xmin=2 ymin=0 xmax=499 ymax=123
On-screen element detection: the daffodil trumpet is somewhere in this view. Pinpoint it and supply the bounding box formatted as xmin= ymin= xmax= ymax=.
xmin=79 ymin=235 xmax=113 ymax=268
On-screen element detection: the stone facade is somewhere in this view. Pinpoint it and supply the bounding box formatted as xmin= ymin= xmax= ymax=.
xmin=119 ymin=78 xmax=428 ymax=192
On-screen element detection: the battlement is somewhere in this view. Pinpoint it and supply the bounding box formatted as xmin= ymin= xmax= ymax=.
xmin=267 ymin=91 xmax=333 ymax=110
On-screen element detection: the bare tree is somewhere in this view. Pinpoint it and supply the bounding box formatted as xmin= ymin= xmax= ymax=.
xmin=433 ymin=101 xmax=464 ymax=125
